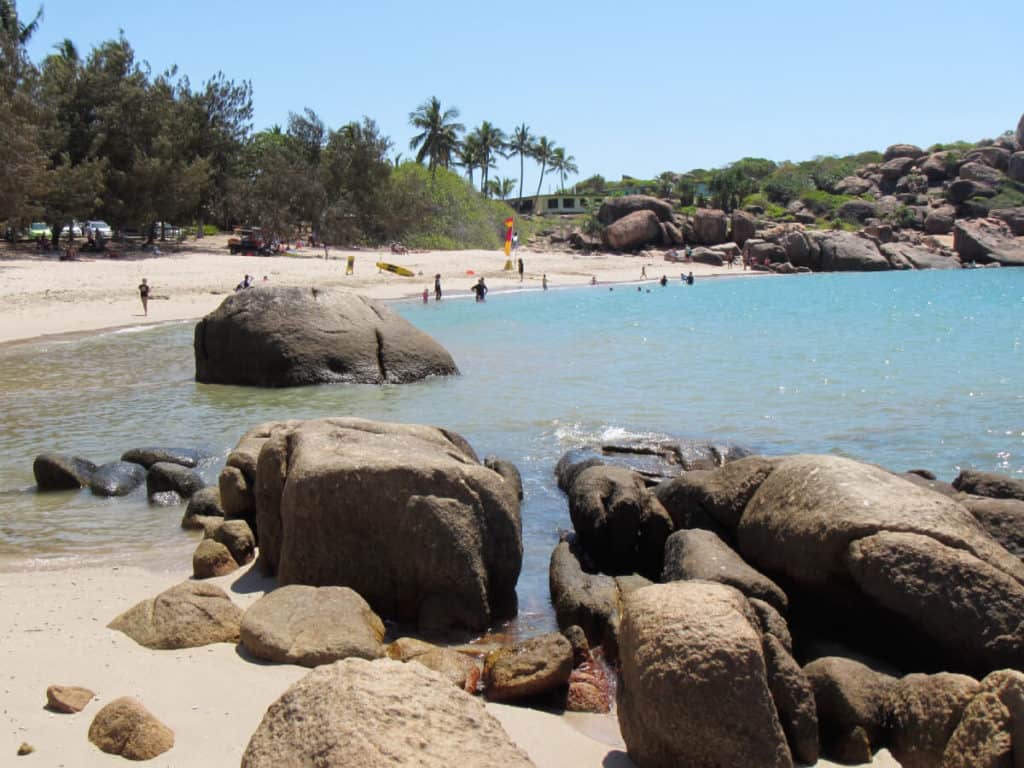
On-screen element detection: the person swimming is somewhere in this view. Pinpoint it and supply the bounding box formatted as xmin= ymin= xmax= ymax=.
xmin=659 ymin=275 xmax=668 ymax=287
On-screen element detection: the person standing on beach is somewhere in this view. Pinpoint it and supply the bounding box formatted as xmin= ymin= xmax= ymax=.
xmin=434 ymin=274 xmax=442 ymax=301
xmin=641 ymin=265 xmax=647 ymax=279
xmin=138 ymin=278 xmax=150 ymax=316
xmin=542 ymin=273 xmax=548 ymax=290
xmin=518 ymin=257 xmax=524 ymax=282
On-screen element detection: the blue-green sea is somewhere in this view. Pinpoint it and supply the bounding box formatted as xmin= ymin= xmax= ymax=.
xmin=1 ymin=269 xmax=1021 ymax=634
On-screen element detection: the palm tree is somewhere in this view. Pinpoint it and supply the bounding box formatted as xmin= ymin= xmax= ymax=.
xmin=509 ymin=123 xmax=533 ymax=208
xmin=532 ymin=136 xmax=557 ymax=208
xmin=408 ymin=96 xmax=464 ymax=176
xmin=52 ymin=38 xmax=79 ymax=64
xmin=457 ymin=133 xmax=484 ymax=188
xmin=550 ymin=147 xmax=579 ymax=193
xmin=493 ymin=176 xmax=516 ymax=200
xmin=473 ymin=121 xmax=506 ymax=193
xmin=0 ymin=1 xmax=42 ymax=46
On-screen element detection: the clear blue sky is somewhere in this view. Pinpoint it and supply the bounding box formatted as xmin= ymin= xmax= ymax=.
xmin=24 ymin=0 xmax=1024 ymax=193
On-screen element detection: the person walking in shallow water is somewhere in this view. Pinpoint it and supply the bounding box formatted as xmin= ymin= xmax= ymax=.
xmin=517 ymin=257 xmax=524 ymax=282
xmin=473 ymin=277 xmax=488 ymax=302
xmin=434 ymin=273 xmax=442 ymax=301
xmin=138 ymin=278 xmax=150 ymax=316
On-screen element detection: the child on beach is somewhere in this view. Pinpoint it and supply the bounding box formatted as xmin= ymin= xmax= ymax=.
xmin=138 ymin=278 xmax=150 ymax=316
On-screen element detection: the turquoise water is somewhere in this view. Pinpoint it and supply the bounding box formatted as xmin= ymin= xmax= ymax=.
xmin=1 ymin=269 xmax=1021 ymax=633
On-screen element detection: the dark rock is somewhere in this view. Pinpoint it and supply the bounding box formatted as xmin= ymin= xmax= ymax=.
xmin=689 ymin=246 xmax=724 ymax=265
xmin=240 ymin=659 xmax=534 ymax=768
xmin=88 ymin=461 xmax=146 ymax=497
xmin=959 ymin=496 xmax=1024 ymax=558
xmin=953 ymin=468 xmax=1024 ymax=501
xmin=183 ymin=486 xmax=224 ymax=525
xmin=568 ymin=465 xmax=673 ymax=578
xmin=963 ymin=147 xmax=1011 ymax=171
xmin=745 ymin=239 xmax=786 ymax=265
xmin=955 ymin=219 xmax=1024 ymax=265
xmin=483 ymin=632 xmax=573 ymax=703
xmin=924 ymin=205 xmax=956 ymax=235
xmin=1018 ymin=113 xmax=1024 ymax=147
xmin=602 ymin=209 xmax=661 ymax=251
xmin=884 ymin=144 xmax=926 ymax=162
xmin=959 ymin=161 xmax=1004 ymax=185
xmin=691 ymin=209 xmax=729 ymax=245
xmin=662 ymin=528 xmax=788 ymax=612
xmin=194 ymin=287 xmax=459 ymax=387
xmin=900 ymin=472 xmax=959 ymax=497
xmin=146 ymin=461 xmax=205 ymax=500
xmin=837 ymin=199 xmax=878 ymax=222
xmin=548 ymin=538 xmax=622 ymax=656
xmin=617 ymin=582 xmax=792 ymax=768
xmin=192 ymin=538 xmax=238 ymax=579
xmin=863 ymin=223 xmax=895 ymax=243
xmin=33 ymin=452 xmax=96 ymax=490
xmin=834 ymin=176 xmax=874 ymax=196
xmin=947 ymin=178 xmax=995 ymax=203
xmin=749 ymin=597 xmax=793 ymax=653
xmin=240 ymin=585 xmax=385 ymax=666
xmin=778 ymin=230 xmax=821 ymax=270
xmin=1008 ymin=152 xmax=1024 ymax=183
xmin=45 ymin=684 xmax=95 ymax=714
xmin=895 ymin=173 xmax=929 ymax=195
xmin=596 ymin=195 xmax=674 ymax=224
xmin=121 ymin=447 xmax=201 ymax=469
xmin=881 ymin=156 xmax=917 ymax=180
xmin=921 ymin=152 xmax=955 ymax=182
xmin=991 ymin=206 xmax=1024 ymax=235
xmin=883 ymin=672 xmax=979 ymax=768
xmin=88 ymin=697 xmax=174 ymax=761
xmin=661 ymin=220 xmax=684 ymax=245
xmin=211 ymin=519 xmax=256 ymax=566
xmin=804 ymin=656 xmax=896 ymax=763
xmin=561 ymin=624 xmax=590 ymax=666
xmin=484 ymin=455 xmax=524 ymax=501
xmin=108 ymin=581 xmax=242 ymax=649
xmin=252 ymin=418 xmax=520 ymax=632
xmin=731 ymin=210 xmax=757 ymax=246
xmin=763 ymin=634 xmax=819 ymax=765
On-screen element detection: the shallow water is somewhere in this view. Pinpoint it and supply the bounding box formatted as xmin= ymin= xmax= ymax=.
xmin=1 ymin=269 xmax=1021 ymax=633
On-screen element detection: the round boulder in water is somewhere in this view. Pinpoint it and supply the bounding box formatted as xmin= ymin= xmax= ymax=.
xmin=121 ymin=447 xmax=202 ymax=469
xmin=89 ymin=461 xmax=147 ymax=497
xmin=33 ymin=453 xmax=97 ymax=491
xmin=146 ymin=461 xmax=205 ymax=501
xmin=193 ymin=286 xmax=459 ymax=387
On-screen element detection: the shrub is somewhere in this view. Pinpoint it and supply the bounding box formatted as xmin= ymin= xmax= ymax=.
xmin=799 ymin=190 xmax=858 ymax=216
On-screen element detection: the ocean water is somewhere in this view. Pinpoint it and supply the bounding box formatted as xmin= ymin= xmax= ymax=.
xmin=0 ymin=269 xmax=1021 ymax=633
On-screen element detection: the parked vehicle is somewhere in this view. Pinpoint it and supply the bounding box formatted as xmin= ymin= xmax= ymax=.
xmin=227 ymin=227 xmax=271 ymax=255
xmin=28 ymin=222 xmax=51 ymax=241
xmin=61 ymin=222 xmax=83 ymax=238
xmin=86 ymin=220 xmax=113 ymax=239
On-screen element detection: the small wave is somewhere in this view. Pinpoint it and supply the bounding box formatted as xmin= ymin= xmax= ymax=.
xmin=551 ymin=420 xmax=672 ymax=448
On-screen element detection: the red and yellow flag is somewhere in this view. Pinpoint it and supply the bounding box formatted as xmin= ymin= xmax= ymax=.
xmin=504 ymin=217 xmax=514 ymax=257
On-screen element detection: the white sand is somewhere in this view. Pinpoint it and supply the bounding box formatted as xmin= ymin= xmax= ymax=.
xmin=0 ymin=235 xmax=756 ymax=345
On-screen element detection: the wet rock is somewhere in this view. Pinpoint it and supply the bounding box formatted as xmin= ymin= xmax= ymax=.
xmin=121 ymin=447 xmax=201 ymax=469
xmin=241 ymin=585 xmax=385 ymax=666
xmin=33 ymin=452 xmax=96 ymax=490
xmin=88 ymin=697 xmax=174 ymax=761
xmin=386 ymin=638 xmax=482 ymax=692
xmin=548 ymin=537 xmax=622 ymax=655
xmin=483 ymin=632 xmax=573 ymax=703
xmin=192 ymin=539 xmax=238 ymax=579
xmin=88 ymin=461 xmax=147 ymax=497
xmin=195 ymin=287 xmax=459 ymax=387
xmin=146 ymin=461 xmax=205 ymax=501
xmin=183 ymin=486 xmax=224 ymax=522
xmin=108 ymin=581 xmax=242 ymax=649
xmin=45 ymin=684 xmax=95 ymax=714
xmin=241 ymin=658 xmax=534 ymax=768
xmin=562 ymin=624 xmax=591 ymax=666
xmin=654 ymin=455 xmax=776 ymax=531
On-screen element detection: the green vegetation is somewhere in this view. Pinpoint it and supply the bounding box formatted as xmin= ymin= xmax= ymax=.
xmin=799 ymin=190 xmax=859 ymax=217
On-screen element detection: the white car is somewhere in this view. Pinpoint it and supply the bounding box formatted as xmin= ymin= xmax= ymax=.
xmin=61 ymin=222 xmax=83 ymax=237
xmin=86 ymin=220 xmax=113 ymax=239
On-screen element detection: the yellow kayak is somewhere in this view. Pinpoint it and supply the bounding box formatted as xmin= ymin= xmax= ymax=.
xmin=375 ymin=261 xmax=414 ymax=277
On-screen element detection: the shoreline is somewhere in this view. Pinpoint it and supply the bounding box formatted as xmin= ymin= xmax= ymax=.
xmin=0 ymin=237 xmax=760 ymax=347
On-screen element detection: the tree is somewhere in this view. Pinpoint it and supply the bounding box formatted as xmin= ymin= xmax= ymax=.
xmin=486 ymin=176 xmax=515 ymax=200
xmin=472 ymin=121 xmax=506 ymax=193
xmin=531 ymin=135 xmax=556 ymax=207
xmin=509 ymin=123 xmax=533 ymax=207
xmin=550 ymin=147 xmax=578 ymax=193
xmin=457 ymin=132 xmax=483 ymax=188
xmin=321 ymin=117 xmax=393 ymax=242
xmin=576 ymin=174 xmax=606 ymax=193
xmin=408 ymin=96 xmax=464 ymax=176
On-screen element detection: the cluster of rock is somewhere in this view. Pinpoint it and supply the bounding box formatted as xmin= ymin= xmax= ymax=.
xmin=32 ymin=447 xmax=207 ymax=502
xmin=551 ymin=442 xmax=1024 ymax=766
xmin=194 ymin=286 xmax=459 ymax=388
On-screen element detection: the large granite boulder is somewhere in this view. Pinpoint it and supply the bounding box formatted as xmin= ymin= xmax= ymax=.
xmin=146 ymin=461 xmax=205 ymax=500
xmin=941 ymin=669 xmax=1024 ymax=768
xmin=662 ymin=528 xmax=788 ymax=612
xmin=959 ymin=496 xmax=1024 ymax=558
xmin=883 ymin=672 xmax=979 ymax=768
xmin=88 ymin=697 xmax=174 ymax=761
xmin=654 ymin=455 xmax=777 ymax=531
xmin=963 ymin=146 xmax=1011 ymax=171
xmin=33 ymin=452 xmax=96 ymax=490
xmin=567 ymin=464 xmax=673 ymax=578
xmin=925 ymin=205 xmax=957 ymax=235
xmin=992 ymin=206 xmax=1024 ymax=235
xmin=194 ymin=286 xmax=459 ymax=387
xmin=88 ymin=461 xmax=146 ymax=497
xmin=884 ymin=144 xmax=926 ymax=162
xmin=958 ymin=161 xmax=1004 ymax=185
xmin=954 ymin=220 xmax=1024 ymax=265
xmin=835 ymin=176 xmax=875 ymax=196
xmin=483 ymin=632 xmax=573 ymax=702
xmin=954 ymin=468 xmax=1024 ymax=501
xmin=738 ymin=455 xmax=1024 ymax=673
xmin=597 ymin=194 xmax=674 ymax=224
xmin=1009 ymin=152 xmax=1024 ymax=183
xmin=880 ymin=243 xmax=961 ymax=270
xmin=602 ymin=209 xmax=660 ymax=251
xmin=182 ymin=486 xmax=224 ymax=528
xmin=691 ymin=208 xmax=729 ymax=245
xmin=778 ymin=229 xmax=821 ymax=270
xmin=922 ymin=152 xmax=955 ymax=182
xmin=108 ymin=581 xmax=242 ymax=649
xmin=812 ymin=231 xmax=891 ymax=271
xmin=618 ymin=581 xmax=793 ymax=768
xmin=252 ymin=418 xmax=521 ymax=631
xmin=241 ymin=658 xmax=535 ymax=768
xmin=240 ymin=585 xmax=385 ymax=666
xmin=548 ymin=537 xmax=623 ymax=655
xmin=838 ymin=199 xmax=878 ymax=222
xmin=804 ymin=656 xmax=897 ymax=763
xmin=731 ymin=210 xmax=757 ymax=246
xmin=881 ymin=156 xmax=917 ymax=180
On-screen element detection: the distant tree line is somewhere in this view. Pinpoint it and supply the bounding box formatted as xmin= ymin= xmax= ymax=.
xmin=0 ymin=3 xmax=580 ymax=247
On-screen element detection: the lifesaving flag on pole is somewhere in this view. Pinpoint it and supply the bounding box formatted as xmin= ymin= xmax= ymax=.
xmin=504 ymin=217 xmax=514 ymax=257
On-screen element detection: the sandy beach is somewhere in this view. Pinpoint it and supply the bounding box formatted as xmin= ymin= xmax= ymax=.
xmin=0 ymin=235 xmax=752 ymax=345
